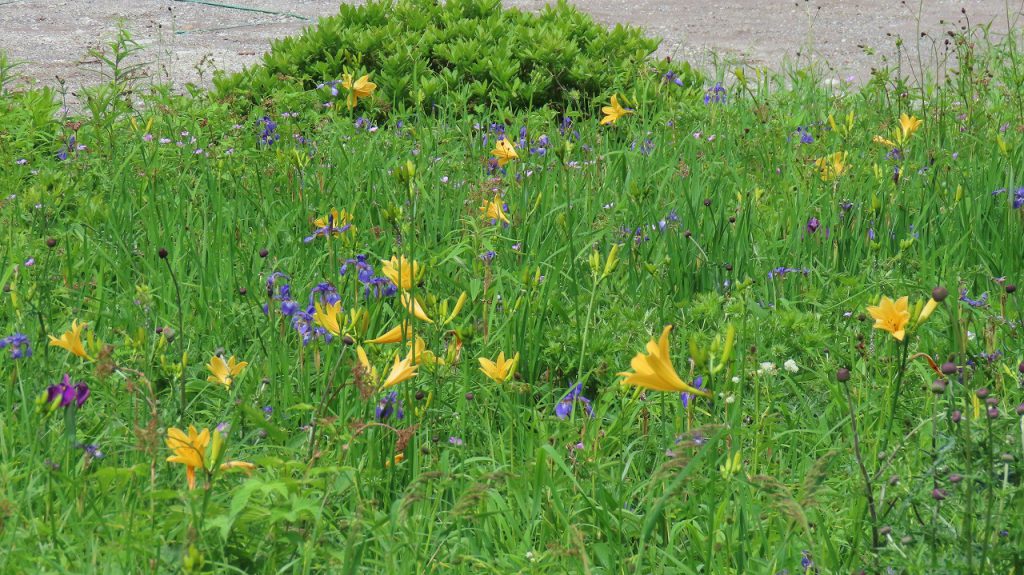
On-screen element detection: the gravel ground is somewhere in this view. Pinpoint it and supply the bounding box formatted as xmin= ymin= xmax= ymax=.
xmin=2 ymin=0 xmax=1022 ymax=101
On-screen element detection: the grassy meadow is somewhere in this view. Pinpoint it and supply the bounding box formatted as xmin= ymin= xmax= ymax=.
xmin=1 ymin=4 xmax=1023 ymax=573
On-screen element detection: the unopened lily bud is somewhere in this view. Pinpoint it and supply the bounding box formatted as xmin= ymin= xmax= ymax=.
xmin=602 ymin=243 xmax=622 ymax=278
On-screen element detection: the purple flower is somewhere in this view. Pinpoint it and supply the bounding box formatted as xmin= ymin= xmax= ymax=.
xmin=340 ymin=255 xmax=398 ymax=299
xmin=959 ymin=288 xmax=988 ymax=308
xmin=767 ymin=267 xmax=811 ymax=280
xmin=1013 ymin=188 xmax=1024 ymax=209
xmin=480 ymin=250 xmax=496 ymax=263
xmin=663 ymin=71 xmax=685 ymax=87
xmin=806 ymin=217 xmax=820 ymax=234
xmin=555 ymin=382 xmax=594 ymax=419
xmin=0 ymin=333 xmax=31 ymax=359
xmin=375 ymin=391 xmax=404 ymax=421
xmin=46 ymin=374 xmax=90 ymax=409
xmin=794 ymin=126 xmax=814 ymax=144
xmin=703 ymin=82 xmax=727 ymax=105
xmin=281 ymin=300 xmax=299 ymax=316
xmin=680 ymin=376 xmax=704 ymax=407
xmin=258 ymin=116 xmax=279 ymax=146
xmin=448 ymin=436 xmax=464 ymax=446
xmin=77 ymin=443 xmax=104 ymax=459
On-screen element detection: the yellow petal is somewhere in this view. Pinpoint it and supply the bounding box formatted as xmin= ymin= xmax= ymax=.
xmin=400 ymin=293 xmax=433 ymax=323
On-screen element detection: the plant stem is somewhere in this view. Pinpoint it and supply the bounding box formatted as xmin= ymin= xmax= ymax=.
xmin=575 ymin=277 xmax=601 ymax=383
xmin=881 ymin=338 xmax=911 ymax=453
xmin=844 ymin=378 xmax=880 ymax=550
xmin=163 ymin=257 xmax=186 ymax=422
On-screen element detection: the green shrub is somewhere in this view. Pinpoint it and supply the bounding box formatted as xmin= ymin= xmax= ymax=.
xmin=212 ymin=0 xmax=699 ymax=113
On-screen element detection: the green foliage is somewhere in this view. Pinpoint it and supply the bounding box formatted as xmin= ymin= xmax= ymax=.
xmin=213 ymin=0 xmax=698 ymax=113
xmin=4 ymin=17 xmax=1024 ymax=575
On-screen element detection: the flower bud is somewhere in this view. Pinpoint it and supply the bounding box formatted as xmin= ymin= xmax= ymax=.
xmin=987 ymin=406 xmax=999 ymax=419
xmin=836 ymin=368 xmax=851 ymax=382
xmin=949 ymin=473 xmax=963 ymax=483
xmin=931 ymin=286 xmax=948 ymax=302
xmin=46 ymin=237 xmax=58 ymax=248
xmin=951 ymin=410 xmax=962 ymax=423
xmin=1015 ymin=403 xmax=1024 ymax=416
xmin=880 ymin=526 xmax=892 ymax=535
xmin=985 ymin=396 xmax=999 ymax=406
xmin=1006 ymin=284 xmax=1017 ymax=294
xmin=930 ymin=380 xmax=947 ymax=394
xmin=976 ymin=387 xmax=989 ymax=399
xmin=940 ymin=361 xmax=957 ymax=375
xmin=158 ymin=247 xmax=168 ymax=259
xmin=259 ymin=248 xmax=269 ymax=258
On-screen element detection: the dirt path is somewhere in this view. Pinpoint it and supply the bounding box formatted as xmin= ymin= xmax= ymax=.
xmin=2 ymin=0 xmax=1022 ymax=100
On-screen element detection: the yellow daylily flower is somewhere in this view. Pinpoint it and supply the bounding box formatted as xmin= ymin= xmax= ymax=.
xmin=406 ymin=336 xmax=441 ymax=367
xmin=206 ymin=355 xmax=248 ymax=389
xmin=490 ymin=138 xmax=519 ymax=167
xmin=368 ymin=322 xmax=413 ymax=344
xmin=219 ymin=460 xmax=256 ymax=473
xmin=342 ymin=73 xmax=377 ymax=109
xmin=314 ymin=301 xmax=344 ymax=336
xmin=401 ymin=292 xmax=433 ymax=323
xmin=478 ymin=351 xmax=519 ymax=384
xmin=866 ymin=295 xmax=910 ymax=341
xmin=898 ymin=113 xmax=923 ymax=143
xmin=382 ymin=255 xmax=423 ymax=291
xmin=49 ymin=319 xmax=92 ymax=360
xmin=355 ymin=345 xmax=380 ymax=382
xmin=873 ymin=114 xmax=923 ymax=149
xmin=872 ymin=135 xmax=899 ymax=149
xmin=381 ymin=354 xmax=418 ymax=389
xmin=814 ymin=152 xmax=849 ymax=181
xmin=600 ymin=94 xmax=632 ymax=125
xmin=166 ymin=426 xmax=210 ymax=490
xmin=480 ymin=194 xmax=509 ymax=225
xmin=618 ymin=325 xmax=711 ymax=396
